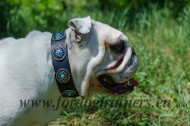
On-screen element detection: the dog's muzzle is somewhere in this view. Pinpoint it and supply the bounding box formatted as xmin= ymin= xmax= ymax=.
xmin=97 ymin=46 xmax=138 ymax=95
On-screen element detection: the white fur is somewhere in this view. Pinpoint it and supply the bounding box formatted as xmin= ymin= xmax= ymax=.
xmin=0 ymin=31 xmax=61 ymax=125
xmin=0 ymin=17 xmax=138 ymax=125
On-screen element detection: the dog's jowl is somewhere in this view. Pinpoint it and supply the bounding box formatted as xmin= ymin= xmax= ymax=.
xmin=0 ymin=16 xmax=138 ymax=126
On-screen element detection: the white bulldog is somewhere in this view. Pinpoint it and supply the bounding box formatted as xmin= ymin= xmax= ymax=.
xmin=0 ymin=16 xmax=138 ymax=126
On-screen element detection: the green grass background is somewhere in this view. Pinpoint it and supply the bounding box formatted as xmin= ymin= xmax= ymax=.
xmin=1 ymin=0 xmax=190 ymax=125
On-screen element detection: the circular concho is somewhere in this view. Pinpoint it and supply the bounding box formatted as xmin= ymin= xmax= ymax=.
xmin=62 ymin=90 xmax=77 ymax=97
xmin=56 ymin=68 xmax=70 ymax=83
xmin=52 ymin=47 xmax=66 ymax=61
xmin=52 ymin=32 xmax=65 ymax=41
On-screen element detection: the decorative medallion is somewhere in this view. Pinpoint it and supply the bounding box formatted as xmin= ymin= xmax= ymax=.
xmin=56 ymin=68 xmax=70 ymax=83
xmin=52 ymin=47 xmax=66 ymax=61
xmin=62 ymin=90 xmax=77 ymax=97
xmin=52 ymin=32 xmax=65 ymax=41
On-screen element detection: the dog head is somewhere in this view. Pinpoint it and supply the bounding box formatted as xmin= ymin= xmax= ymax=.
xmin=65 ymin=16 xmax=138 ymax=98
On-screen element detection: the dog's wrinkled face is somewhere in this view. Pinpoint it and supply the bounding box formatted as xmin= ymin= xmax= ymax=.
xmin=66 ymin=16 xmax=138 ymax=98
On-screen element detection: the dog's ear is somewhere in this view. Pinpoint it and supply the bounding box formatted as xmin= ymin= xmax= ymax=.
xmin=68 ymin=16 xmax=92 ymax=42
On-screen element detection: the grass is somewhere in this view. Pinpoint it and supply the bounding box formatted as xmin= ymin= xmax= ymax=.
xmin=48 ymin=7 xmax=190 ymax=126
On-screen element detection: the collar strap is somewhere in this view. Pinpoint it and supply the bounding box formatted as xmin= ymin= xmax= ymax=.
xmin=51 ymin=32 xmax=79 ymax=97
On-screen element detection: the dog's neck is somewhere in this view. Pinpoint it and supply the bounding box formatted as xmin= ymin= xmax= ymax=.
xmin=51 ymin=32 xmax=79 ymax=97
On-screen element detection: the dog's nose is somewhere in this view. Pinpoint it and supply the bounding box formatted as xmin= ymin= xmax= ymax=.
xmin=131 ymin=47 xmax=136 ymax=55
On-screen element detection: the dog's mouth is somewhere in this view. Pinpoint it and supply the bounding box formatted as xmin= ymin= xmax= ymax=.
xmin=98 ymin=74 xmax=138 ymax=95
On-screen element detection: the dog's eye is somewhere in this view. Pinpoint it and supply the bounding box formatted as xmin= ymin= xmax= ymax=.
xmin=110 ymin=41 xmax=125 ymax=54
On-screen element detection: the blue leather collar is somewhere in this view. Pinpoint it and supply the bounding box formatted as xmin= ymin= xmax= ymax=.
xmin=51 ymin=32 xmax=79 ymax=97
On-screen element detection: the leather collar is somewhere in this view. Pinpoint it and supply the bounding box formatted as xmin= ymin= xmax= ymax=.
xmin=51 ymin=32 xmax=79 ymax=97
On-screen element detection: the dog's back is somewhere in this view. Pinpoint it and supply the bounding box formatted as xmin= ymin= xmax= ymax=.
xmin=0 ymin=31 xmax=60 ymax=126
